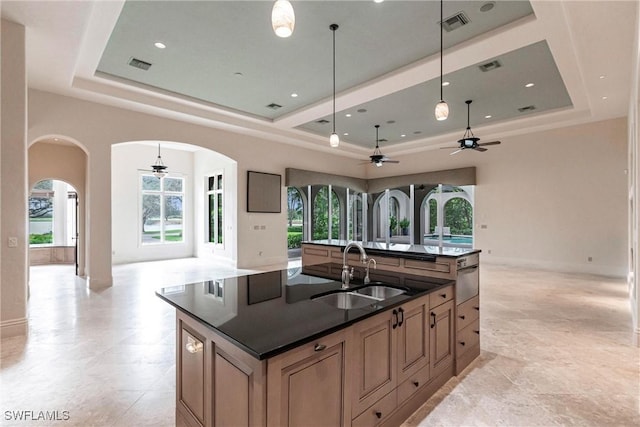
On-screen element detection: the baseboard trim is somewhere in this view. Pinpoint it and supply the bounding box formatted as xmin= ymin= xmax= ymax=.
xmin=87 ymin=276 xmax=113 ymax=289
xmin=1 ymin=317 xmax=28 ymax=338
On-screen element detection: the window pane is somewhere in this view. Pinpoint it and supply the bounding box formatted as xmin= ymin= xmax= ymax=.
xmin=142 ymin=175 xmax=161 ymax=191
xmin=208 ymin=176 xmax=215 ymax=191
xmin=209 ymin=194 xmax=216 ymax=243
xmin=164 ymin=177 xmax=183 ymax=192
xmin=33 ymin=180 xmax=53 ymax=190
xmin=217 ymin=193 xmax=223 ymax=244
xmin=142 ymin=194 xmax=161 ymax=244
xmin=29 ymin=196 xmax=54 ymax=245
xmin=217 ymin=174 xmax=223 ymax=190
xmin=164 ymin=195 xmax=183 ymax=242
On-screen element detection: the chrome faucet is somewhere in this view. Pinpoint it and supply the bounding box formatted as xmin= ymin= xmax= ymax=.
xmin=342 ymin=242 xmax=368 ymax=288
xmin=364 ymin=258 xmax=377 ymax=284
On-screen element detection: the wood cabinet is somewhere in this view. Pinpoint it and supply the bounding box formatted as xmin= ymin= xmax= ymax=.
xmin=176 ymin=312 xmax=266 ymax=427
xmin=350 ymin=294 xmax=432 ymax=425
xmin=430 ymin=298 xmax=455 ymax=379
xmin=455 ymin=295 xmax=481 ymax=374
xmin=267 ymin=330 xmax=348 ymax=427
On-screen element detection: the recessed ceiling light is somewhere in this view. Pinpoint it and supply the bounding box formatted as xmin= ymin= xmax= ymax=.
xmin=234 ymin=72 xmax=243 ymax=77
xmin=357 ymin=109 xmax=367 ymax=113
xmin=154 ymin=42 xmax=166 ymax=49
xmin=401 ymin=134 xmax=406 ymax=138
xmin=480 ymin=2 xmax=495 ymax=12
xmin=602 ymin=96 xmax=608 ymax=100
xmin=374 ymin=0 xmax=384 ymax=3
xmin=345 ymin=113 xmax=352 ymax=117
xmin=290 ymin=93 xmax=298 ymax=98
xmin=343 ymin=132 xmax=349 ymax=136
xmin=599 ymin=75 xmax=606 ymax=79
xmin=442 ymin=81 xmax=450 ymax=87
xmin=485 ymin=115 xmax=492 ymax=119
xmin=525 ymin=83 xmax=535 ymax=88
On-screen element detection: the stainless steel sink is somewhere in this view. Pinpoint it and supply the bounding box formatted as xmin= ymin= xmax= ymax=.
xmin=355 ymin=285 xmax=405 ymax=300
xmin=312 ymin=292 xmax=378 ymax=310
xmin=311 ymin=285 xmax=406 ymax=310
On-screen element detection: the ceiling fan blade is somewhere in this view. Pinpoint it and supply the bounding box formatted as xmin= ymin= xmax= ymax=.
xmin=450 ymin=149 xmax=463 ymax=155
xmin=478 ymin=140 xmax=501 ymax=147
xmin=383 ymin=160 xmax=400 ymax=164
xmin=475 ymin=147 xmax=488 ymax=152
xmin=358 ymin=160 xmax=371 ymax=165
xmin=440 ymin=146 xmax=459 ymax=149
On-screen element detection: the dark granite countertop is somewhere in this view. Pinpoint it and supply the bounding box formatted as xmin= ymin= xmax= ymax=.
xmin=304 ymin=239 xmax=480 ymax=260
xmin=156 ymin=263 xmax=454 ymax=360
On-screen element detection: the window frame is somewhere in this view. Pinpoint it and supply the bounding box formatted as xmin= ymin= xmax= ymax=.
xmin=206 ymin=172 xmax=224 ymax=247
xmin=139 ymin=173 xmax=185 ymax=246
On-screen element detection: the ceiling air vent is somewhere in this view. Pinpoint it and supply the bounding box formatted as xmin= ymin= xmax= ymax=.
xmin=518 ymin=105 xmax=536 ymax=113
xmin=266 ymin=103 xmax=282 ymax=110
xmin=478 ymin=60 xmax=502 ymax=72
xmin=316 ymin=119 xmax=330 ymax=124
xmin=442 ymin=12 xmax=470 ymax=32
xmin=128 ymin=57 xmax=152 ymax=71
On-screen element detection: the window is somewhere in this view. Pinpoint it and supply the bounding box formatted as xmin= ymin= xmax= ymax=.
xmin=29 ymin=180 xmax=54 ymax=245
xmin=141 ymin=175 xmax=184 ymax=244
xmin=207 ymin=173 xmax=223 ymax=245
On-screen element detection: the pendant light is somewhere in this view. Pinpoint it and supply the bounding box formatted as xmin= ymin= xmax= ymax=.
xmin=272 ymin=0 xmax=295 ymax=38
xmin=151 ymin=144 xmax=168 ymax=178
xmin=329 ymin=24 xmax=340 ymax=148
xmin=434 ymin=0 xmax=449 ymax=121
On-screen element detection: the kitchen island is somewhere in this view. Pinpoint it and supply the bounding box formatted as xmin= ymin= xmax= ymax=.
xmin=157 ymin=261 xmax=477 ymax=427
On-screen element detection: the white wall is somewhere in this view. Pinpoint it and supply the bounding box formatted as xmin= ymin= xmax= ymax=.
xmin=111 ymin=143 xmax=195 ymax=264
xmin=368 ymin=118 xmax=629 ymax=277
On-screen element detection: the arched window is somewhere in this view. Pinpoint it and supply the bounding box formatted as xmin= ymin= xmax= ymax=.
xmin=313 ymin=186 xmax=341 ymax=240
xmin=428 ymin=199 xmax=437 ymax=234
xmin=444 ymin=197 xmax=473 ymax=235
xmin=287 ymin=187 xmax=304 ymax=250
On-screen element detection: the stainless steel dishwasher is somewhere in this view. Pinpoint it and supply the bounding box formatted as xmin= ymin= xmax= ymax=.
xmin=456 ymin=253 xmax=479 ymax=303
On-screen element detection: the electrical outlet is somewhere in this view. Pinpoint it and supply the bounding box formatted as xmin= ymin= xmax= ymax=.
xmin=8 ymin=237 xmax=18 ymax=248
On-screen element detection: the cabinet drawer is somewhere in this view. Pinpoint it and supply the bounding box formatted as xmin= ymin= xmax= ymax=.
xmin=397 ymin=363 xmax=430 ymax=404
xmin=430 ymin=285 xmax=453 ymax=309
xmin=302 ymin=246 xmax=329 ymax=257
xmin=352 ymin=389 xmax=397 ymax=427
xmin=404 ymin=258 xmax=452 ymax=274
xmin=456 ymin=319 xmax=480 ymax=358
xmin=456 ymin=295 xmax=480 ymax=332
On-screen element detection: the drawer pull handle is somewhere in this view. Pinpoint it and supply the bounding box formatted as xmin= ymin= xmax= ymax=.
xmin=314 ymin=344 xmax=327 ymax=352
xmin=460 ymin=341 xmax=466 ymax=346
xmin=430 ymin=312 xmax=436 ymax=329
xmin=398 ymin=307 xmax=404 ymax=327
xmin=459 ymin=315 xmax=465 ymax=320
xmin=375 ymin=411 xmax=382 ymax=419
xmin=474 ymin=330 xmax=480 ymax=335
xmin=392 ymin=309 xmax=398 ymax=329
xmin=186 ymin=336 xmax=203 ymax=354
xmin=412 ymin=381 xmax=420 ymax=387
xmin=440 ymin=293 xmax=447 ymax=299
xmin=474 ymin=306 xmax=480 ymax=311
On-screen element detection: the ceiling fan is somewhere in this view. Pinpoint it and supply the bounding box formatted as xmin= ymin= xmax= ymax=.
xmin=363 ymin=125 xmax=399 ymax=167
xmin=442 ymin=100 xmax=501 ymax=155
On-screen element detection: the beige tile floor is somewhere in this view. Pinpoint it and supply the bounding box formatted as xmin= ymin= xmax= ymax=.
xmin=1 ymin=259 xmax=638 ymax=426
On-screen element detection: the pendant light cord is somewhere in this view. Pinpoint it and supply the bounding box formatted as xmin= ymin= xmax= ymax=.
xmin=331 ymin=24 xmax=338 ymax=135
xmin=439 ymin=0 xmax=443 ymax=101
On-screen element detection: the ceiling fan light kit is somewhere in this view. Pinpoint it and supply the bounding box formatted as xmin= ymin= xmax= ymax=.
xmin=442 ymin=100 xmax=501 ymax=155
xmin=272 ymin=0 xmax=295 ymax=38
xmin=151 ymin=143 xmax=168 ymax=178
xmin=435 ymin=0 xmax=449 ymax=121
xmin=366 ymin=125 xmax=399 ymax=166
xmin=329 ymin=23 xmax=340 ymax=148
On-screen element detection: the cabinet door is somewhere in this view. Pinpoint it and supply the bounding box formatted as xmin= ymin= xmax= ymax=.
xmin=351 ymin=310 xmax=397 ymax=417
xmin=179 ymin=327 xmax=206 ymax=426
xmin=430 ymin=300 xmax=454 ymax=378
xmin=267 ymin=331 xmax=347 ymax=427
xmin=396 ymin=296 xmax=430 ymax=385
xmin=214 ymin=350 xmax=250 ymax=427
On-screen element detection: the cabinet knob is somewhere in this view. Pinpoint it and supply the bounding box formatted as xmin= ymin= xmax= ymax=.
xmin=460 ymin=341 xmax=466 ymax=346
xmin=375 ymin=411 xmax=382 ymax=419
xmin=314 ymin=344 xmax=327 ymax=352
xmin=459 ymin=315 xmax=465 ymax=320
xmin=186 ymin=336 xmax=203 ymax=354
xmin=412 ymin=381 xmax=419 ymax=387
